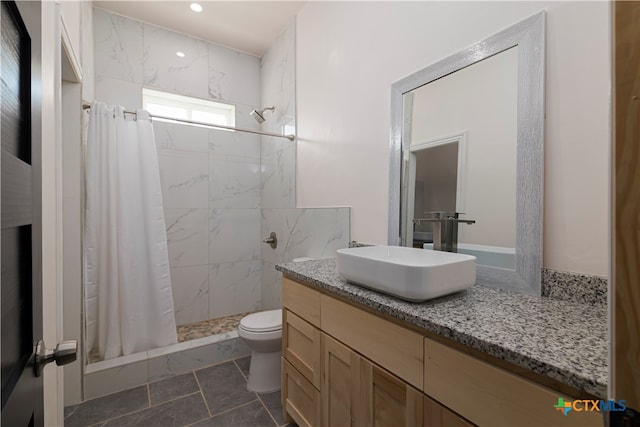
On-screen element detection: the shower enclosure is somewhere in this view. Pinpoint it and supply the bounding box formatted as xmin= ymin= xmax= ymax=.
xmin=77 ymin=9 xmax=349 ymax=402
xmin=77 ymin=9 xmax=298 ymax=400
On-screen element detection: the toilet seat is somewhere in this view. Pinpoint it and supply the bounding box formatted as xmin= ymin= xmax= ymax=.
xmin=240 ymin=309 xmax=282 ymax=333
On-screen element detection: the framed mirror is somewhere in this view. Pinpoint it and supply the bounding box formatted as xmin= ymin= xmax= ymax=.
xmin=388 ymin=12 xmax=545 ymax=295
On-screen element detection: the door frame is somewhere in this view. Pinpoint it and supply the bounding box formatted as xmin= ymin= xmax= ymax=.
xmin=611 ymin=0 xmax=640 ymax=414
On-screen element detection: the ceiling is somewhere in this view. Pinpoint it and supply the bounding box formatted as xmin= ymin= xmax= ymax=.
xmin=93 ymin=1 xmax=306 ymax=57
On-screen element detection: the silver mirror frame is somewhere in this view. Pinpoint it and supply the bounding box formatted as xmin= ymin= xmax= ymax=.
xmin=388 ymin=12 xmax=545 ymax=295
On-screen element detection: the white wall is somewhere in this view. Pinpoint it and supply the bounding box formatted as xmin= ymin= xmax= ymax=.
xmin=296 ymin=1 xmax=610 ymax=276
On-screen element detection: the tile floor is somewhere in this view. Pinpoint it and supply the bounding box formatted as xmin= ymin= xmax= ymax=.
xmin=64 ymin=356 xmax=293 ymax=427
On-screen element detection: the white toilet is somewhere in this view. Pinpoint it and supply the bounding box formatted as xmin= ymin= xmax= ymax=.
xmin=238 ymin=309 xmax=283 ymax=393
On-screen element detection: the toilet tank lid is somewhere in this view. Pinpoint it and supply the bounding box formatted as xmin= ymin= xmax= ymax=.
xmin=240 ymin=309 xmax=282 ymax=332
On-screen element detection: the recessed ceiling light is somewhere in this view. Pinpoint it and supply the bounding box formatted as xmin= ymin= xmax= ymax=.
xmin=190 ymin=3 xmax=203 ymax=13
xmin=176 ymin=51 xmax=186 ymax=58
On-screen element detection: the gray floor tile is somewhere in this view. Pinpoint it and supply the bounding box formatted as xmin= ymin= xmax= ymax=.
xmin=196 ymin=361 xmax=256 ymax=415
xmin=64 ymin=386 xmax=149 ymax=427
xmin=191 ymin=401 xmax=276 ymax=427
xmin=103 ymin=393 xmax=208 ymax=427
xmin=259 ymin=391 xmax=286 ymax=426
xmin=148 ymin=372 xmax=199 ymax=406
xmin=234 ymin=356 xmax=251 ymax=379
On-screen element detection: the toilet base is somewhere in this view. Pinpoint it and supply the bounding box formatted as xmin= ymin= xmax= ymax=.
xmin=247 ymin=350 xmax=281 ymax=393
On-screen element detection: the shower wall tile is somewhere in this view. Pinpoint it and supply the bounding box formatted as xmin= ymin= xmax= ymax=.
xmin=170 ymin=265 xmax=209 ymax=326
xmin=260 ymin=22 xmax=295 ymax=126
xmin=261 ymin=142 xmax=296 ymax=209
xmin=260 ymin=261 xmax=282 ymax=310
xmin=84 ymin=359 xmax=149 ymax=400
xmin=209 ymin=128 xmax=260 ymax=160
xmin=165 ymin=209 xmax=208 ymax=268
xmin=260 ymin=21 xmax=297 ymax=209
xmin=143 ymin=24 xmax=209 ymax=98
xmin=147 ymin=338 xmax=250 ymax=382
xmin=260 ymin=208 xmax=351 ymax=265
xmin=95 ymin=76 xmax=143 ymax=110
xmin=209 ymin=155 xmax=260 ymax=209
xmin=209 ymin=208 xmax=260 ymax=264
xmin=208 ymin=44 xmax=260 ymax=107
xmin=153 ymin=121 xmax=208 ymax=153
xmin=208 ymin=261 xmax=261 ymax=319
xmin=158 ymin=150 xmax=208 ymax=209
xmin=94 ymin=8 xmax=143 ymax=83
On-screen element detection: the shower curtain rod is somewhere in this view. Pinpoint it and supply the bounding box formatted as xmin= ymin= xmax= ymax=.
xmin=82 ymin=101 xmax=295 ymax=141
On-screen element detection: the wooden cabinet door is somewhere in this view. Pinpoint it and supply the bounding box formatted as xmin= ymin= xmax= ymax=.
xmin=322 ymin=333 xmax=361 ymax=427
xmin=424 ymin=396 xmax=475 ymax=427
xmin=361 ymin=358 xmax=424 ymax=427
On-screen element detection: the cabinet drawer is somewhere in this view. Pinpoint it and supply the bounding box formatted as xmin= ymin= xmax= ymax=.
xmin=424 ymin=339 xmax=602 ymax=427
xmin=283 ymin=278 xmax=321 ymax=327
xmin=284 ymin=309 xmax=321 ymax=387
xmin=282 ymin=358 xmax=321 ymax=427
xmin=321 ymin=295 xmax=424 ymax=389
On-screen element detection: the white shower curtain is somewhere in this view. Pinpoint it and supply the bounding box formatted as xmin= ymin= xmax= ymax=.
xmin=84 ymin=102 xmax=177 ymax=360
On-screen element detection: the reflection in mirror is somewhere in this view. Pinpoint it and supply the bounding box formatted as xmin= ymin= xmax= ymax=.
xmin=408 ymin=136 xmax=464 ymax=247
xmin=388 ymin=12 xmax=545 ymax=295
xmin=405 ymin=47 xmax=518 ymax=268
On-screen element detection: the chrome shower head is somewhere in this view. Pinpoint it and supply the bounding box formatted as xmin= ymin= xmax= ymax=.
xmin=249 ymin=106 xmax=275 ymax=123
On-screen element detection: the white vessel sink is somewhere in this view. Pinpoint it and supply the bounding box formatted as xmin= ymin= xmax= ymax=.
xmin=336 ymin=246 xmax=476 ymax=302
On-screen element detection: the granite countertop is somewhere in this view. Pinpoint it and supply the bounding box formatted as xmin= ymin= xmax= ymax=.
xmin=276 ymin=258 xmax=608 ymax=398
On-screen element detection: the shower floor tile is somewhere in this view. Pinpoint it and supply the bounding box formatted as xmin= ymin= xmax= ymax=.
xmin=177 ymin=312 xmax=251 ymax=342
xmin=64 ymin=356 xmax=294 ymax=427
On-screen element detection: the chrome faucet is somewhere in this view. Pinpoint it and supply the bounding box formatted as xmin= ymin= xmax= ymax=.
xmin=413 ymin=212 xmax=475 ymax=253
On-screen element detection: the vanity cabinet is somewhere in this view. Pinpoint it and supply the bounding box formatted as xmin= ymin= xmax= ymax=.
xmin=281 ymin=277 xmax=601 ymax=427
xmin=322 ymin=331 xmax=425 ymax=427
xmin=282 ymin=278 xmax=471 ymax=427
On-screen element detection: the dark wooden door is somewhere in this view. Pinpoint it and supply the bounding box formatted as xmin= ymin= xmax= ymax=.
xmin=1 ymin=1 xmax=43 ymax=425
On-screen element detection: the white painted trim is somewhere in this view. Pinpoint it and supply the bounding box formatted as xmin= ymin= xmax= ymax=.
xmin=60 ymin=14 xmax=82 ymax=83
xmin=54 ymin=8 xmax=65 ymax=423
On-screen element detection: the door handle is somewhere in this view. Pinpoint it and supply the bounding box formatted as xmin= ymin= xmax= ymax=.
xmin=34 ymin=340 xmax=77 ymax=377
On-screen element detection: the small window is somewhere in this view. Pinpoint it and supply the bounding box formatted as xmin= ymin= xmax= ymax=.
xmin=142 ymin=88 xmax=235 ymax=128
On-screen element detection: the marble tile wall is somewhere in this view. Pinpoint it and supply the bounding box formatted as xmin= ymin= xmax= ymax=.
xmin=93 ymin=8 xmax=262 ymax=326
xmin=260 ymin=21 xmax=296 ymax=209
xmin=259 ymin=21 xmax=301 ymax=309
xmin=261 ymin=208 xmax=351 ymax=309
